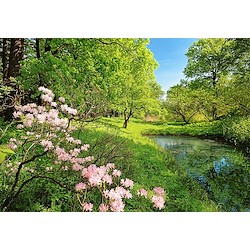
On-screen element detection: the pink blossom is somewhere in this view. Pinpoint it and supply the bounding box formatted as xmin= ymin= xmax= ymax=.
xmin=106 ymin=163 xmax=115 ymax=169
xmin=110 ymin=199 xmax=125 ymax=212
xmin=103 ymin=174 xmax=113 ymax=185
xmin=59 ymin=97 xmax=65 ymax=103
xmin=37 ymin=113 xmax=46 ymax=123
xmin=99 ymin=203 xmax=109 ymax=212
xmin=51 ymin=102 xmax=57 ymax=107
xmin=72 ymin=163 xmax=82 ymax=171
xmin=40 ymin=140 xmax=54 ymax=151
xmin=81 ymin=144 xmax=90 ymax=151
xmin=41 ymin=94 xmax=53 ymax=103
xmin=120 ymin=178 xmax=134 ymax=188
xmin=17 ymin=124 xmax=24 ymax=129
xmin=115 ymin=186 xmax=132 ymax=199
xmin=13 ymin=111 xmax=22 ymax=118
xmin=112 ymin=169 xmax=121 ymax=177
xmin=82 ymin=203 xmax=93 ymax=212
xmin=151 ymin=195 xmax=165 ymax=210
xmin=153 ymin=187 xmax=165 ymax=196
xmin=137 ymin=188 xmax=148 ymax=198
xmin=75 ymin=182 xmax=87 ymax=191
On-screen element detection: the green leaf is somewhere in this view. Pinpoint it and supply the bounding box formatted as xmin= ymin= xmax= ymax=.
xmin=0 ymin=152 xmax=7 ymax=163
xmin=0 ymin=147 xmax=15 ymax=154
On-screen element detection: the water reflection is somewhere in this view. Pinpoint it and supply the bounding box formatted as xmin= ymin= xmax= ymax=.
xmin=149 ymin=135 xmax=250 ymax=212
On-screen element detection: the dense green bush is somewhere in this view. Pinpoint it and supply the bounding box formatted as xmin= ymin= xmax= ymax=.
xmin=223 ymin=116 xmax=250 ymax=152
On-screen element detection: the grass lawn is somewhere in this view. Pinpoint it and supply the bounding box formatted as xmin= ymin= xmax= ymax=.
xmin=79 ymin=117 xmax=221 ymax=211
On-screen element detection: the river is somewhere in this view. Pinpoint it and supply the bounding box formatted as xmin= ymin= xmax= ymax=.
xmin=148 ymin=135 xmax=250 ymax=212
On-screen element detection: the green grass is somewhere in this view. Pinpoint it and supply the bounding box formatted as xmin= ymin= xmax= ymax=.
xmin=80 ymin=117 xmax=221 ymax=211
xmin=0 ymin=117 xmax=222 ymax=211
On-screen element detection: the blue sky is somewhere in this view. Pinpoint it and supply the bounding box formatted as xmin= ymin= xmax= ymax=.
xmin=147 ymin=38 xmax=198 ymax=93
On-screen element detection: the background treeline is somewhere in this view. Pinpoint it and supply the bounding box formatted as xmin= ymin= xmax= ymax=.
xmin=163 ymin=38 xmax=250 ymax=150
xmin=0 ymin=38 xmax=164 ymax=127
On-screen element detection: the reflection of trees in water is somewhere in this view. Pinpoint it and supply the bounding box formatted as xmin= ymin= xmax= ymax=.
xmin=206 ymin=165 xmax=250 ymax=211
xmin=173 ymin=147 xmax=250 ymax=211
xmin=151 ymin=135 xmax=250 ymax=211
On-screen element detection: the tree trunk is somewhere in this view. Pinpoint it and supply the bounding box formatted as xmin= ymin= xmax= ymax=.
xmin=45 ymin=38 xmax=52 ymax=52
xmin=36 ymin=38 xmax=40 ymax=59
xmin=1 ymin=38 xmax=24 ymax=121
xmin=7 ymin=38 xmax=24 ymax=79
xmin=2 ymin=38 xmax=9 ymax=83
xmin=123 ymin=108 xmax=133 ymax=128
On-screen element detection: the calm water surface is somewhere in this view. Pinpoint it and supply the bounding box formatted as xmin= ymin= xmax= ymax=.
xmin=149 ymin=135 xmax=250 ymax=212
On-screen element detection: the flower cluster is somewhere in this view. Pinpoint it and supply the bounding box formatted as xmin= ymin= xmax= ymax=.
xmin=136 ymin=186 xmax=165 ymax=210
xmin=103 ymin=186 xmax=132 ymax=212
xmin=7 ymin=86 xmax=166 ymax=212
xmin=137 ymin=188 xmax=148 ymax=198
xmin=79 ymin=164 xmax=133 ymax=212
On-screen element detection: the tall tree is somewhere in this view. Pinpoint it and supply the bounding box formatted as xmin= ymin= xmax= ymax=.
xmin=0 ymin=38 xmax=24 ymax=120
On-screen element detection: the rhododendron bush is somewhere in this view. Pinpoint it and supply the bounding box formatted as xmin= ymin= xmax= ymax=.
xmin=1 ymin=87 xmax=165 ymax=212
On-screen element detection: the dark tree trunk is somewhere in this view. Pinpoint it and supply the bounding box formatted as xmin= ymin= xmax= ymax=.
xmin=7 ymin=38 xmax=24 ymax=79
xmin=36 ymin=38 xmax=40 ymax=59
xmin=45 ymin=38 xmax=52 ymax=52
xmin=1 ymin=38 xmax=24 ymax=121
xmin=123 ymin=108 xmax=133 ymax=128
xmin=2 ymin=38 xmax=9 ymax=83
xmin=178 ymin=111 xmax=188 ymax=124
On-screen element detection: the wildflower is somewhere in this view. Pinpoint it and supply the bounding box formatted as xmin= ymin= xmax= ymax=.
xmin=75 ymin=182 xmax=87 ymax=191
xmin=120 ymin=178 xmax=134 ymax=188
xmin=81 ymin=144 xmax=90 ymax=151
xmin=40 ymin=140 xmax=54 ymax=151
xmin=82 ymin=203 xmax=93 ymax=212
xmin=153 ymin=187 xmax=165 ymax=196
xmin=112 ymin=169 xmax=121 ymax=177
xmin=151 ymin=195 xmax=165 ymax=210
xmin=110 ymin=199 xmax=125 ymax=212
xmin=59 ymin=97 xmax=65 ymax=103
xmin=99 ymin=203 xmax=109 ymax=212
xmin=51 ymin=102 xmax=57 ymax=107
xmin=137 ymin=188 xmax=148 ymax=198
xmin=17 ymin=124 xmax=24 ymax=129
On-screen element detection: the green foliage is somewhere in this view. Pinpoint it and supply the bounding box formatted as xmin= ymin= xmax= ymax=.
xmin=19 ymin=38 xmax=163 ymax=123
xmin=0 ymin=145 xmax=15 ymax=163
xmin=184 ymin=38 xmax=235 ymax=88
xmin=223 ymin=116 xmax=250 ymax=152
xmin=165 ymin=38 xmax=250 ymax=122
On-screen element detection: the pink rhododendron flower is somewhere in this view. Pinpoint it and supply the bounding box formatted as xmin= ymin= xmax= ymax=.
xmin=99 ymin=203 xmax=109 ymax=212
xmin=110 ymin=199 xmax=125 ymax=212
xmin=82 ymin=203 xmax=93 ymax=212
xmin=13 ymin=111 xmax=22 ymax=118
xmin=75 ymin=182 xmax=87 ymax=191
xmin=58 ymin=97 xmax=65 ymax=103
xmin=81 ymin=144 xmax=90 ymax=151
xmin=40 ymin=140 xmax=54 ymax=151
xmin=153 ymin=187 xmax=165 ymax=196
xmin=51 ymin=102 xmax=57 ymax=107
xmin=41 ymin=94 xmax=53 ymax=103
xmin=120 ymin=178 xmax=134 ymax=188
xmin=151 ymin=195 xmax=165 ymax=210
xmin=112 ymin=169 xmax=121 ymax=177
xmin=137 ymin=188 xmax=148 ymax=198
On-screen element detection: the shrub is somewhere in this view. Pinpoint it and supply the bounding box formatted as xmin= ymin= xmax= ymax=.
xmin=0 ymin=86 xmax=165 ymax=212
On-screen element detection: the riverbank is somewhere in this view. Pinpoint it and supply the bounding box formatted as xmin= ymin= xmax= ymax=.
xmin=82 ymin=117 xmax=224 ymax=211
